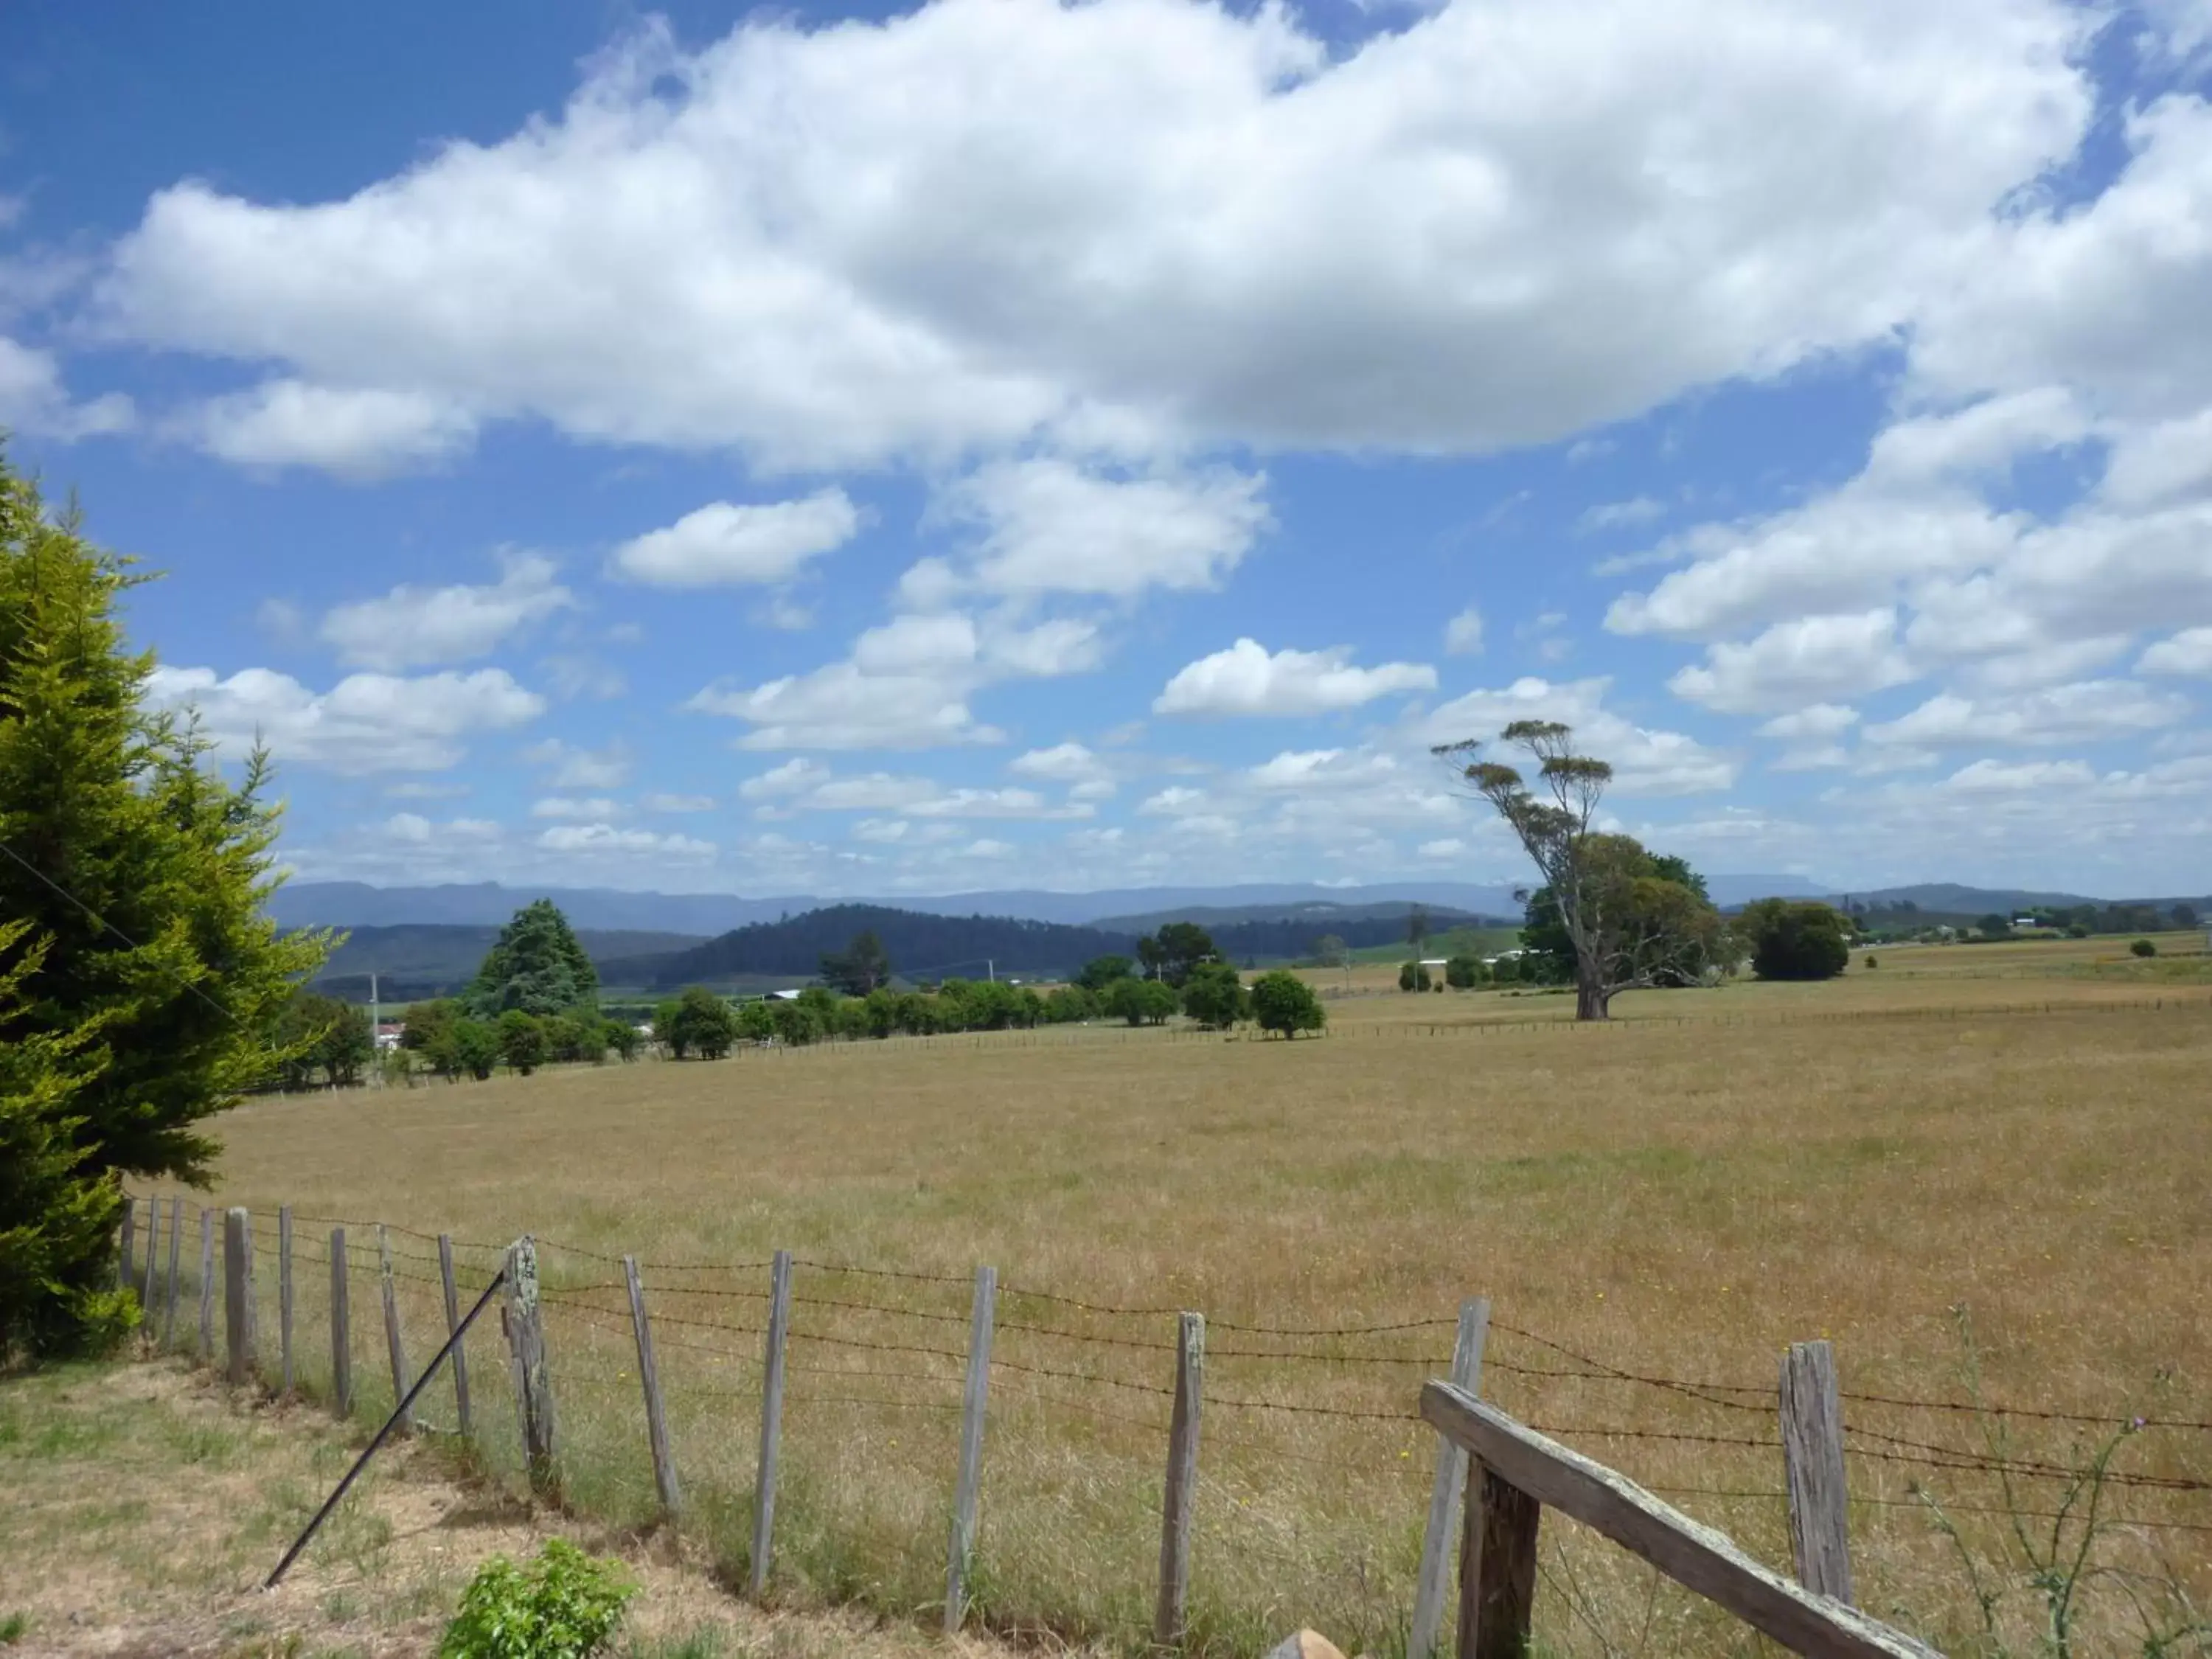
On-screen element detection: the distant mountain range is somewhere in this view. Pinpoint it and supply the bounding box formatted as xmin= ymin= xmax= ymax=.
xmin=313 ymin=925 xmax=707 ymax=1004
xmin=289 ymin=877 xmax=2208 ymax=1001
xmin=599 ymin=901 xmax=1502 ymax=992
xmin=272 ymin=874 xmax=1830 ymax=935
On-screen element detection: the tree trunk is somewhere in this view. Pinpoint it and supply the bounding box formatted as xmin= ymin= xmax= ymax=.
xmin=1574 ymin=978 xmax=1611 ymax=1021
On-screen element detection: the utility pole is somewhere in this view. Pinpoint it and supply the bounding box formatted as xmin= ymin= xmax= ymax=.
xmin=987 ymin=959 xmax=995 ymax=984
xmin=369 ymin=972 xmax=380 ymax=1088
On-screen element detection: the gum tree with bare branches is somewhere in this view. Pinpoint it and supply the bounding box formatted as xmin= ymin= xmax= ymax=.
xmin=1433 ymin=720 xmax=1722 ymax=1020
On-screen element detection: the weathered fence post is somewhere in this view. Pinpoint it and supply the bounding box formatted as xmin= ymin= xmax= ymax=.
xmin=330 ymin=1227 xmax=353 ymax=1417
xmin=1459 ymin=1465 xmax=1541 ymax=1658
xmin=139 ymin=1200 xmax=160 ymax=1317
xmin=223 ymin=1208 xmax=256 ymax=1385
xmin=162 ymin=1197 xmax=184 ymax=1349
xmin=1780 ymin=1339 xmax=1854 ymax=1604
xmin=197 ymin=1208 xmax=216 ymax=1361
xmin=1154 ymin=1310 xmax=1206 ymax=1649
xmin=623 ymin=1255 xmax=682 ymax=1516
xmin=378 ymin=1225 xmax=414 ymax=1432
xmin=505 ymin=1235 xmax=558 ymax=1495
xmin=1411 ymin=1297 xmax=1492 ymax=1658
xmin=118 ymin=1195 xmax=136 ymax=1290
xmin=751 ymin=1248 xmax=793 ymax=1598
xmin=943 ymin=1263 xmax=997 ymax=1634
xmin=278 ymin=1206 xmax=295 ymax=1394
xmin=438 ymin=1234 xmax=473 ymax=1439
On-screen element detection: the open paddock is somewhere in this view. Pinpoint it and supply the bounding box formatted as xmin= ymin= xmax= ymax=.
xmin=142 ymin=969 xmax=2212 ymax=1656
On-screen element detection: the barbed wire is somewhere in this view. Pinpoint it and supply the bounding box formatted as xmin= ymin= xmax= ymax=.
xmin=125 ymin=1189 xmax=2212 ymax=1447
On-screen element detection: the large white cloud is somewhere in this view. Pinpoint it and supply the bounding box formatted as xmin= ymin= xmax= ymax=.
xmin=608 ymin=490 xmax=860 ymax=586
xmin=1862 ymin=680 xmax=2191 ymax=748
xmin=1416 ymin=675 xmax=1738 ymax=796
xmin=319 ymin=553 xmax=574 ymax=669
xmin=183 ymin=379 xmax=476 ymax=477
xmin=931 ymin=460 xmax=1270 ymax=599
xmin=1154 ymin=638 xmax=1436 ymax=716
xmin=146 ymin=664 xmax=545 ymax=773
xmin=94 ymin=0 xmax=2090 ymax=471
xmin=690 ymin=610 xmax=1098 ymax=750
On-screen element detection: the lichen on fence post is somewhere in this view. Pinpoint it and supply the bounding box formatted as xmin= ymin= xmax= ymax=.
xmin=505 ymin=1234 xmax=559 ymax=1496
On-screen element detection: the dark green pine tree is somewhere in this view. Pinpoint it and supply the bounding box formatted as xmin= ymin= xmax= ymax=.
xmin=465 ymin=899 xmax=600 ymax=1017
xmin=1 ymin=451 xmax=332 ymax=1353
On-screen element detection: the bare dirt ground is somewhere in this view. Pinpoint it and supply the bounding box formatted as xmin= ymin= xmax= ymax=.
xmin=0 ymin=1355 xmax=1039 ymax=1659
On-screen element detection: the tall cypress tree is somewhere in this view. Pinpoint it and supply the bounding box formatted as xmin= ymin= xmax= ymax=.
xmin=0 ymin=451 xmax=330 ymax=1352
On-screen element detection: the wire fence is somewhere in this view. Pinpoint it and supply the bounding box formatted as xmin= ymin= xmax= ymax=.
xmin=120 ymin=1189 xmax=2212 ymax=1652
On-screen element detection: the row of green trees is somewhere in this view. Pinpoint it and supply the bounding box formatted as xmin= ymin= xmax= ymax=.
xmin=398 ymin=999 xmax=639 ymax=1079
xmin=647 ymin=961 xmax=1328 ymax=1052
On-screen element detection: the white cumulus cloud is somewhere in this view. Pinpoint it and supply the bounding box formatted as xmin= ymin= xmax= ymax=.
xmin=608 ymin=490 xmax=860 ymax=586
xmin=319 ymin=554 xmax=574 ymax=670
xmin=1155 ymin=639 xmax=1436 ymax=717
xmin=147 ymin=665 xmax=544 ymax=773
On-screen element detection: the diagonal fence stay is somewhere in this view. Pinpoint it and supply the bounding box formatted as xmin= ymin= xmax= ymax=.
xmin=1421 ymin=1382 xmax=1939 ymax=1659
xmin=119 ymin=1193 xmax=2212 ymax=1651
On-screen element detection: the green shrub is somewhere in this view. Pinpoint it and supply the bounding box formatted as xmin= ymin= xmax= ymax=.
xmin=439 ymin=1539 xmax=635 ymax=1659
xmin=1863 ymin=953 xmax=1878 ymax=970
xmin=1250 ymin=971 xmax=1326 ymax=1039
xmin=2130 ymin=938 xmax=2157 ymax=958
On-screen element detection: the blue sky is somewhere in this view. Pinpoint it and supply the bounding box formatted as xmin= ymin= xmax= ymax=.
xmin=5 ymin=0 xmax=2211 ymax=898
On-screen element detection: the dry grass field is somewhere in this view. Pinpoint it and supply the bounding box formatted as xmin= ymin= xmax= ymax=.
xmin=131 ymin=938 xmax=2212 ymax=1658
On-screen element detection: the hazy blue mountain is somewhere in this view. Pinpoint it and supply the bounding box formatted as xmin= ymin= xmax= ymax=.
xmin=271 ymin=873 xmax=1831 ymax=933
xmin=310 ymin=924 xmax=708 ymax=1003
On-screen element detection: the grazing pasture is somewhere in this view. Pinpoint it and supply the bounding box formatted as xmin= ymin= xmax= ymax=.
xmin=145 ymin=942 xmax=2212 ymax=1656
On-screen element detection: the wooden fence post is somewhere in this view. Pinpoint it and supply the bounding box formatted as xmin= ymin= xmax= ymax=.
xmin=330 ymin=1227 xmax=353 ymax=1417
xmin=223 ymin=1208 xmax=255 ymax=1385
xmin=162 ymin=1197 xmax=183 ymax=1349
xmin=118 ymin=1195 xmax=136 ymax=1290
xmin=197 ymin=1208 xmax=216 ymax=1362
xmin=750 ymin=1248 xmax=793 ymax=1599
xmin=278 ymin=1206 xmax=294 ymax=1395
xmin=139 ymin=1200 xmax=160 ymax=1317
xmin=1154 ymin=1310 xmax=1206 ymax=1649
xmin=1781 ymin=1339 xmax=1855 ymax=1604
xmin=378 ymin=1225 xmax=414 ymax=1433
xmin=438 ymin=1234 xmax=473 ymax=1439
xmin=1459 ymin=1465 xmax=1541 ymax=1658
xmin=943 ymin=1263 xmax=997 ymax=1634
xmin=1411 ymin=1297 xmax=1492 ymax=1658
xmin=505 ymin=1235 xmax=559 ymax=1495
xmin=623 ymin=1256 xmax=681 ymax=1516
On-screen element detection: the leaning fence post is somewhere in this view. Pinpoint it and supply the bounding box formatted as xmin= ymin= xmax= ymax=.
xmin=943 ymin=1263 xmax=997 ymax=1634
xmin=1411 ymin=1297 xmax=1492 ymax=1658
xmin=505 ymin=1235 xmax=559 ymax=1495
xmin=1780 ymin=1339 xmax=1854 ymax=1604
xmin=223 ymin=1208 xmax=256 ymax=1386
xmin=162 ymin=1197 xmax=184 ymax=1349
xmin=119 ymin=1194 xmax=136 ymax=1291
xmin=438 ymin=1234 xmax=473 ymax=1439
xmin=1153 ymin=1310 xmax=1206 ymax=1649
xmin=330 ymin=1227 xmax=353 ymax=1417
xmin=751 ymin=1248 xmax=794 ymax=1599
xmin=279 ymin=1206 xmax=295 ymax=1395
xmin=622 ymin=1256 xmax=681 ymax=1517
xmin=378 ymin=1225 xmax=414 ymax=1433
xmin=197 ymin=1208 xmax=217 ymax=1362
xmin=140 ymin=1200 xmax=161 ymax=1320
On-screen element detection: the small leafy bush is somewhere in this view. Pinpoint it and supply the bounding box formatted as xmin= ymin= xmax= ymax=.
xmin=439 ymin=1539 xmax=635 ymax=1659
xmin=2129 ymin=937 xmax=2157 ymax=958
xmin=1863 ymin=953 xmax=1878 ymax=970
